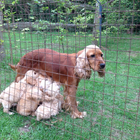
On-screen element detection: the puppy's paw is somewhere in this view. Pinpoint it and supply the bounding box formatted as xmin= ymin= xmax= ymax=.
xmin=9 ymin=112 xmax=14 ymax=115
xmin=31 ymin=112 xmax=35 ymax=117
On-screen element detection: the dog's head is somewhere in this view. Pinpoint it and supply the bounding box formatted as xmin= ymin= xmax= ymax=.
xmin=74 ymin=45 xmax=105 ymax=79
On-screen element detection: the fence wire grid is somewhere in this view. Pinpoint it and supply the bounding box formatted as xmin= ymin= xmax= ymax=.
xmin=0 ymin=0 xmax=140 ymax=140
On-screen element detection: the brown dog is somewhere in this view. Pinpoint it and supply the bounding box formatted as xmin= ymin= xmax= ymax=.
xmin=9 ymin=45 xmax=105 ymax=118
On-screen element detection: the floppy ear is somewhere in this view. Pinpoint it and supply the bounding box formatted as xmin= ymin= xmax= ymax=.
xmin=74 ymin=50 xmax=91 ymax=79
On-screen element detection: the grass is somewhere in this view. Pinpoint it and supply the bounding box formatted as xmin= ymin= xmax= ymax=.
xmin=0 ymin=31 xmax=140 ymax=140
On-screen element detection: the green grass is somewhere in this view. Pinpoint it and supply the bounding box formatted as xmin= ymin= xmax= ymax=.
xmin=0 ymin=31 xmax=140 ymax=140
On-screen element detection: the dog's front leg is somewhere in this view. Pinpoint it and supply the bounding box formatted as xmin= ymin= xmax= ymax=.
xmin=64 ymin=85 xmax=87 ymax=119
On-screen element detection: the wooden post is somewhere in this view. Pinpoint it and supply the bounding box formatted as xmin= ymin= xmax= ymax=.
xmin=0 ymin=2 xmax=5 ymax=61
xmin=92 ymin=1 xmax=99 ymax=45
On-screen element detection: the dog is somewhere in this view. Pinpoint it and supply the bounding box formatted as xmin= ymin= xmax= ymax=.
xmin=35 ymin=81 xmax=64 ymax=121
xmin=9 ymin=45 xmax=105 ymax=118
xmin=0 ymin=70 xmax=38 ymax=115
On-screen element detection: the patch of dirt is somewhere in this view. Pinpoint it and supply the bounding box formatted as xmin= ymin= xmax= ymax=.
xmin=126 ymin=52 xmax=138 ymax=58
xmin=111 ymin=128 xmax=128 ymax=140
xmin=18 ymin=127 xmax=30 ymax=134
xmin=92 ymin=109 xmax=104 ymax=126
xmin=18 ymin=120 xmax=31 ymax=134
xmin=92 ymin=108 xmax=113 ymax=126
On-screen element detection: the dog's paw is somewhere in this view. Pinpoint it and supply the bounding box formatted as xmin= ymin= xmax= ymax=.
xmin=71 ymin=111 xmax=87 ymax=119
xmin=81 ymin=111 xmax=87 ymax=117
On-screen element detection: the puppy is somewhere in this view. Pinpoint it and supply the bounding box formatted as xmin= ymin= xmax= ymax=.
xmin=16 ymin=86 xmax=43 ymax=116
xmin=16 ymin=74 xmax=53 ymax=116
xmin=0 ymin=82 xmax=25 ymax=115
xmin=35 ymin=81 xmax=64 ymax=121
xmin=0 ymin=70 xmax=39 ymax=115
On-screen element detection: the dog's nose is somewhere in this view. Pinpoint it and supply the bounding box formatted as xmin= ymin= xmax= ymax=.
xmin=100 ymin=63 xmax=105 ymax=69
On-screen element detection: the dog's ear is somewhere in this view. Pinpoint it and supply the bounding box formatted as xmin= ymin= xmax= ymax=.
xmin=74 ymin=50 xmax=91 ymax=79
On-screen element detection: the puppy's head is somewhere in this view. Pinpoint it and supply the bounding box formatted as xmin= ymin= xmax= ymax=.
xmin=52 ymin=82 xmax=61 ymax=92
xmin=40 ymin=77 xmax=53 ymax=92
xmin=47 ymin=81 xmax=61 ymax=97
xmin=74 ymin=45 xmax=105 ymax=79
xmin=24 ymin=70 xmax=39 ymax=85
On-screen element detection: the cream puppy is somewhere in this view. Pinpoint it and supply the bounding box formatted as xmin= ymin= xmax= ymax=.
xmin=16 ymin=86 xmax=43 ymax=116
xmin=0 ymin=70 xmax=39 ymax=115
xmin=16 ymin=73 xmax=53 ymax=116
xmin=35 ymin=81 xmax=64 ymax=121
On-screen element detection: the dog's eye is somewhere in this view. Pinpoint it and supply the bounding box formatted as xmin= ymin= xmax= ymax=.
xmin=101 ymin=54 xmax=103 ymax=57
xmin=91 ymin=54 xmax=95 ymax=57
xmin=34 ymin=72 xmax=36 ymax=75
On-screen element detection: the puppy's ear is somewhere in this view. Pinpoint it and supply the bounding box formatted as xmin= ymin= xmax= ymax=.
xmin=74 ymin=50 xmax=91 ymax=79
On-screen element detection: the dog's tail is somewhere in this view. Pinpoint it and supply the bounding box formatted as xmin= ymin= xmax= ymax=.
xmin=8 ymin=63 xmax=18 ymax=71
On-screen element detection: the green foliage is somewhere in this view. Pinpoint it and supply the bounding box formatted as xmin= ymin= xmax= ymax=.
xmin=0 ymin=38 xmax=4 ymax=45
xmin=32 ymin=20 xmax=49 ymax=31
xmin=56 ymin=26 xmax=68 ymax=52
xmin=103 ymin=0 xmax=140 ymax=34
xmin=3 ymin=0 xmax=140 ymax=35
xmin=3 ymin=9 xmax=15 ymax=23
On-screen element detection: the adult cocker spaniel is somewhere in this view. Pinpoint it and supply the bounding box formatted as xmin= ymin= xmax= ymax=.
xmin=9 ymin=45 xmax=105 ymax=119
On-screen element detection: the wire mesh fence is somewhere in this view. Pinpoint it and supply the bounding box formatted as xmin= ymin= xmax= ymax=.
xmin=0 ymin=0 xmax=140 ymax=139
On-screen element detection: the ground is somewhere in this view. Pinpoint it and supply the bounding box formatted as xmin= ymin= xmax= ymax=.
xmin=0 ymin=31 xmax=140 ymax=139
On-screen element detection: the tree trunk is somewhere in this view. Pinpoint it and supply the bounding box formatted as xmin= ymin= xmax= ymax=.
xmin=0 ymin=2 xmax=5 ymax=62
xmin=92 ymin=1 xmax=99 ymax=45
